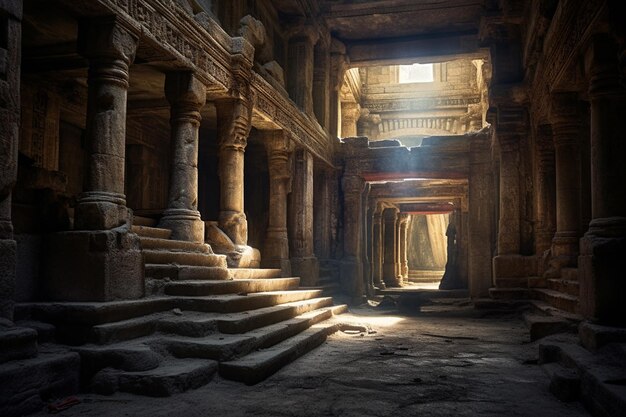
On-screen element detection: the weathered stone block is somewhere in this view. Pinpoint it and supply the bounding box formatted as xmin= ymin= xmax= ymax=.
xmin=0 ymin=239 xmax=16 ymax=320
xmin=493 ymin=254 xmax=538 ymax=278
xmin=292 ymin=256 xmax=319 ymax=287
xmin=42 ymin=229 xmax=144 ymax=301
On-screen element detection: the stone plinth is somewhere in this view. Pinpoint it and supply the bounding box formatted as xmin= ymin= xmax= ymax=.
xmin=159 ymin=72 xmax=206 ymax=243
xmin=42 ymin=228 xmax=144 ymax=301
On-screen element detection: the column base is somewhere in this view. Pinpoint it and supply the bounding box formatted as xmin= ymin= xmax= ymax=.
xmin=292 ymin=256 xmax=319 ymax=287
xmin=42 ymin=228 xmax=144 ymax=301
xmin=0 ymin=238 xmax=16 ymax=321
xmin=545 ymin=233 xmax=580 ymax=277
xmin=262 ymin=233 xmax=290 ymax=275
xmin=382 ymin=264 xmax=401 ymax=287
xmin=74 ymin=191 xmax=129 ymax=230
xmin=579 ymin=217 xmax=626 ymax=325
xmin=219 ymin=210 xmax=248 ymax=246
xmin=340 ymin=256 xmax=365 ymax=302
xmin=158 ymin=208 xmax=204 ymax=243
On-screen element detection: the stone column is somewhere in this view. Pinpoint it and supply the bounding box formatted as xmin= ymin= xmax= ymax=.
xmin=341 ymin=102 xmax=360 ymax=138
xmin=579 ymin=35 xmax=626 ymax=324
xmin=534 ymin=124 xmax=557 ymax=256
xmin=383 ymin=207 xmax=401 ymax=287
xmin=547 ymin=93 xmax=583 ymax=272
xmin=496 ymin=133 xmax=521 ymax=255
xmin=340 ymin=170 xmax=366 ymax=299
xmin=43 ymin=17 xmax=143 ymax=302
xmin=0 ymin=1 xmax=21 ymax=320
xmin=74 ymin=18 xmax=138 ymax=231
xmin=289 ymin=149 xmax=318 ymax=286
xmin=399 ymin=214 xmax=410 ymax=279
xmin=159 ymin=72 xmax=205 ymax=242
xmin=216 ymin=98 xmax=252 ymax=245
xmin=313 ymin=35 xmax=331 ymax=130
xmin=371 ymin=204 xmax=385 ymax=289
xmin=329 ymin=39 xmax=347 ymax=138
xmin=314 ymin=167 xmax=332 ymax=261
xmin=287 ymin=25 xmax=319 ymax=116
xmin=262 ymin=130 xmax=291 ymax=274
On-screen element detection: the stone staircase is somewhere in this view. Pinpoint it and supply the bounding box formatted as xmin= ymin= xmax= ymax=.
xmin=14 ymin=224 xmax=348 ymax=398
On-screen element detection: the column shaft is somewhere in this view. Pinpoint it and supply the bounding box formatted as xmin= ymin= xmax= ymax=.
xmin=340 ymin=172 xmax=365 ymax=298
xmin=75 ymin=18 xmax=138 ymax=230
xmin=399 ymin=214 xmax=410 ymax=279
xmin=287 ymin=27 xmax=318 ymax=115
xmin=262 ymin=131 xmax=291 ymax=273
xmin=371 ymin=208 xmax=384 ymax=289
xmin=534 ymin=125 xmax=557 ymax=255
xmin=497 ymin=135 xmax=521 ymax=254
xmin=216 ymin=99 xmax=252 ymax=245
xmin=382 ymin=207 xmax=400 ymax=287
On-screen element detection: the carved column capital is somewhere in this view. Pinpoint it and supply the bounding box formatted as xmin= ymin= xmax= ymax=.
xmin=285 ymin=22 xmax=320 ymax=45
xmin=585 ymin=34 xmax=624 ymax=99
xmin=549 ymin=93 xmax=584 ymax=146
xmin=165 ymin=72 xmax=205 ymax=125
xmin=216 ymin=98 xmax=252 ymax=152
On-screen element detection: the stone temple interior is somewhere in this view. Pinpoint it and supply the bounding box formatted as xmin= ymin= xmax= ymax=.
xmin=1 ymin=0 xmax=626 ymax=416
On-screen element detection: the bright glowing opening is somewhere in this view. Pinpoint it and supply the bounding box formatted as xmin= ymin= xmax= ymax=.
xmin=398 ymin=63 xmax=434 ymax=83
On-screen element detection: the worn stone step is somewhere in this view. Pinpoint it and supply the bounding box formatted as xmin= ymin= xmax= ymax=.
xmin=139 ymin=237 xmax=210 ymax=253
xmin=533 ymin=289 xmax=579 ymax=314
xmin=542 ymin=362 xmax=580 ymax=402
xmin=219 ymin=322 xmax=338 ymax=385
xmin=230 ymin=268 xmax=282 ymax=279
xmin=73 ymin=343 xmax=162 ymax=377
xmin=0 ymin=350 xmax=80 ymax=417
xmin=91 ymin=315 xmax=160 ymax=345
xmin=547 ymin=279 xmax=579 ymax=297
xmin=131 ymin=225 xmax=172 ymax=239
xmin=133 ymin=216 xmax=158 ymax=227
xmin=528 ymin=300 xmax=583 ymax=323
xmin=495 ymin=277 xmax=529 ymax=288
xmin=523 ymin=313 xmax=576 ymax=342
xmin=143 ymin=250 xmax=227 ymax=268
xmin=560 ymin=267 xmax=578 ymax=281
xmin=145 ymin=264 xmax=230 ymax=281
xmin=164 ymin=277 xmax=301 ymax=296
xmin=0 ymin=327 xmax=38 ymax=364
xmin=178 ymin=289 xmax=325 ymax=314
xmin=15 ymin=320 xmax=56 ymax=344
xmin=488 ymin=287 xmax=531 ymax=300
xmin=91 ymin=358 xmax=217 ymax=397
xmin=528 ymin=276 xmax=547 ymax=288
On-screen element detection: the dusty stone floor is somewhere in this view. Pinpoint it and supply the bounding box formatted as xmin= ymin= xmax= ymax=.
xmin=32 ymin=302 xmax=590 ymax=417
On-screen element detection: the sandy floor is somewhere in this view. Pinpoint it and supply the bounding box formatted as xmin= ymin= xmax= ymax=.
xmin=33 ymin=303 xmax=590 ymax=417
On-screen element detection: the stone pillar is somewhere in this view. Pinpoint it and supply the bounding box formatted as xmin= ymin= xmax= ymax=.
xmin=74 ymin=18 xmax=138 ymax=231
xmin=371 ymin=204 xmax=385 ymax=289
xmin=340 ymin=171 xmax=366 ymax=300
xmin=313 ymin=35 xmax=331 ymax=130
xmin=399 ymin=214 xmax=410 ymax=279
xmin=534 ymin=124 xmax=557 ymax=256
xmin=289 ymin=149 xmax=318 ymax=286
xmin=0 ymin=1 xmax=21 ymax=320
xmin=314 ymin=167 xmax=332 ymax=261
xmin=329 ymin=39 xmax=347 ymax=138
xmin=216 ymin=98 xmax=252 ymax=245
xmin=262 ymin=130 xmax=291 ymax=274
xmin=158 ymin=72 xmax=205 ymax=242
xmin=382 ymin=207 xmax=401 ymax=287
xmin=547 ymin=93 xmax=583 ymax=272
xmin=287 ymin=25 xmax=319 ymax=116
xmin=341 ymin=102 xmax=360 ymax=138
xmin=42 ymin=18 xmax=143 ymax=302
xmin=579 ymin=35 xmax=626 ymax=324
xmin=496 ymin=133 xmax=521 ymax=255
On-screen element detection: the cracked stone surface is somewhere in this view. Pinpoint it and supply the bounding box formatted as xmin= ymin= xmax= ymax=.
xmin=30 ymin=303 xmax=590 ymax=417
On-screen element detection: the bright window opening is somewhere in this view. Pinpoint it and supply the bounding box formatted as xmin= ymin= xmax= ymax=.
xmin=398 ymin=63 xmax=434 ymax=83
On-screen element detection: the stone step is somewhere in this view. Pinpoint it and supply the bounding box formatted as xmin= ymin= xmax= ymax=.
xmin=73 ymin=343 xmax=163 ymax=376
xmin=524 ymin=313 xmax=576 ymax=342
xmin=547 ymin=279 xmax=579 ymax=297
xmin=178 ymin=289 xmax=325 ymax=314
xmin=528 ymin=300 xmax=583 ymax=323
xmin=488 ymin=287 xmax=531 ymax=300
xmin=14 ymin=320 xmax=56 ymax=344
xmin=145 ymin=264 xmax=230 ymax=281
xmin=0 ymin=350 xmax=80 ymax=417
xmin=230 ymin=268 xmax=282 ymax=279
xmin=91 ymin=315 xmax=160 ymax=345
xmin=560 ymin=267 xmax=578 ymax=281
xmin=542 ymin=362 xmax=580 ymax=402
xmin=0 ymin=327 xmax=38 ymax=364
xmin=131 ymin=225 xmax=172 ymax=239
xmin=143 ymin=250 xmax=227 ymax=268
xmin=139 ymin=237 xmax=210 ymax=253
xmin=301 ymin=284 xmax=341 ymax=297
xmin=495 ymin=277 xmax=529 ymax=288
xmin=160 ymin=305 xmax=343 ymax=362
xmin=164 ymin=277 xmax=301 ymax=296
xmin=91 ymin=358 xmax=217 ymax=397
xmin=528 ymin=276 xmax=547 ymax=288
xmin=533 ymin=288 xmax=579 ymax=314
xmin=219 ymin=322 xmax=338 ymax=385
xmin=133 ymin=216 xmax=158 ymax=227
xmin=158 ymin=301 xmax=332 ymax=339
